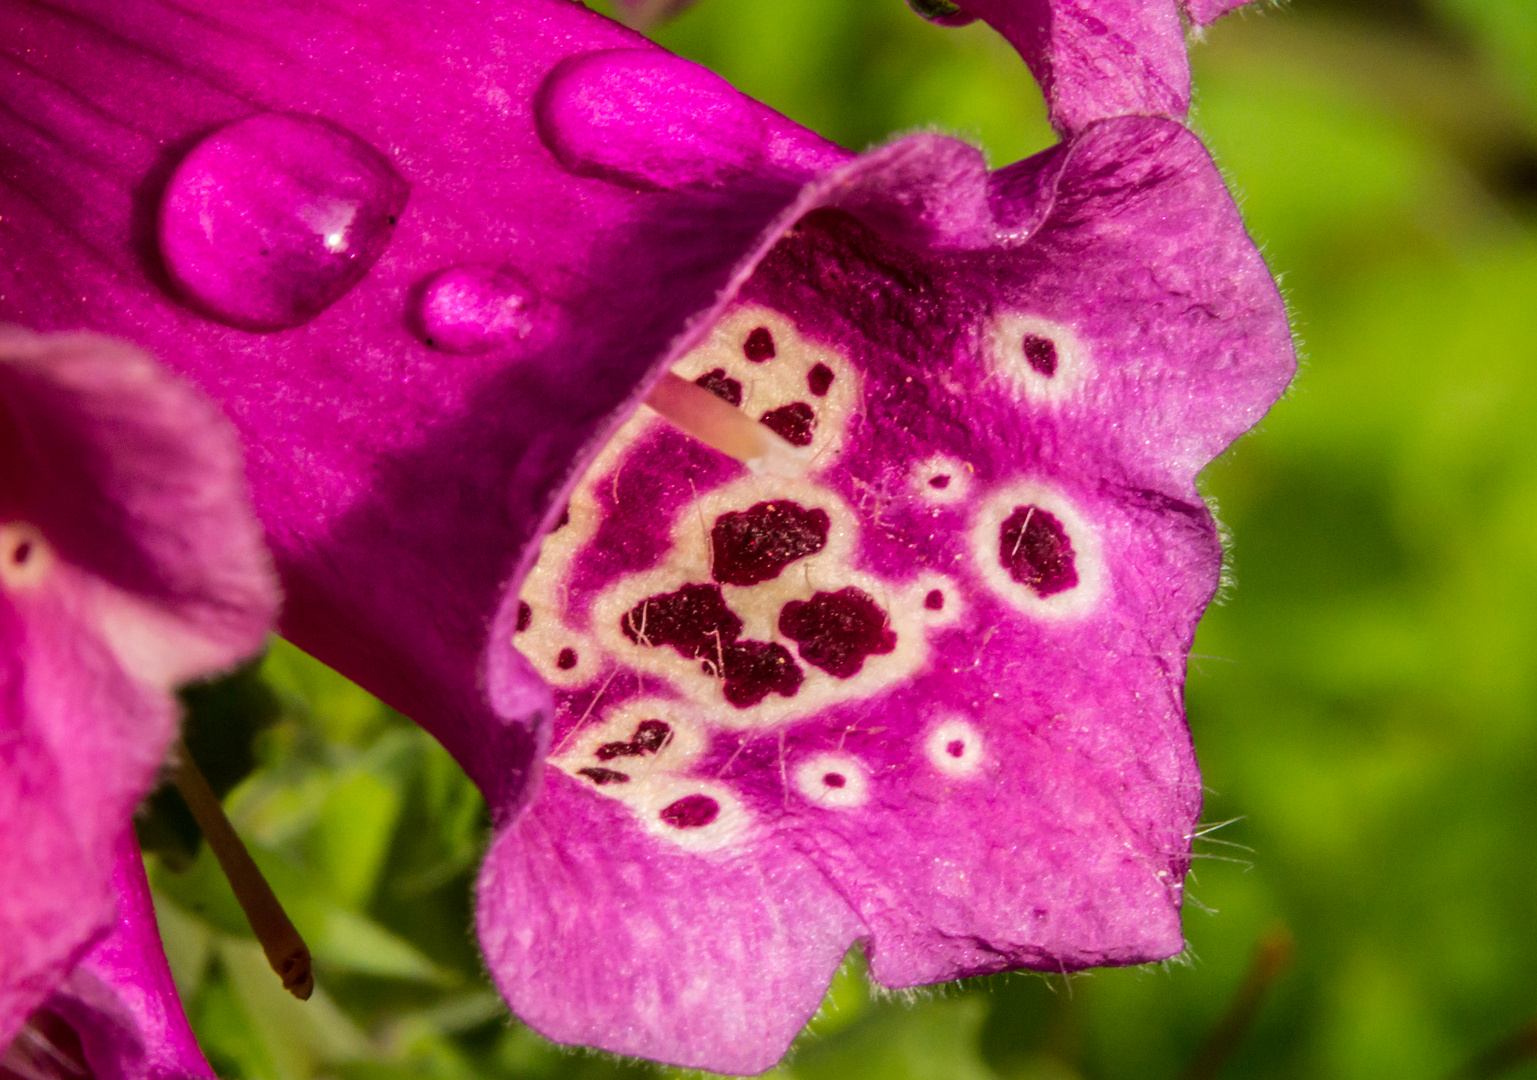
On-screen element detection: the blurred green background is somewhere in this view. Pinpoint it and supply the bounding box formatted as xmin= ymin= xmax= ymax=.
xmin=141 ymin=1 xmax=1537 ymax=1078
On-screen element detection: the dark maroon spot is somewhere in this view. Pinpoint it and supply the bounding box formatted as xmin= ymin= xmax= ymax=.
xmin=694 ymin=367 xmax=743 ymax=407
xmin=946 ymin=739 xmax=965 ymax=758
xmin=778 ymin=587 xmax=897 ymax=678
xmin=823 ymin=772 xmax=846 ymax=788
xmin=516 ymin=601 xmax=532 ymax=632
xmin=11 ymin=540 xmax=32 ymax=566
xmin=578 ymin=766 xmax=629 ymax=785
xmin=623 ymin=583 xmax=743 ymax=658
xmin=596 ymin=718 xmax=674 ymax=760
xmin=1022 ymin=333 xmax=1058 ymax=377
xmin=928 ymin=474 xmax=951 ymax=490
xmin=553 ymin=505 xmax=570 ymax=531
xmin=807 ymin=363 xmax=834 ymax=396
xmin=632 ymin=718 xmax=672 ymax=752
xmin=743 ymin=326 xmax=776 ymax=362
xmin=718 ymin=640 xmax=804 ymax=707
xmin=925 ymin=590 xmax=946 ymax=611
xmin=711 ymin=499 xmax=830 ymax=586
xmin=660 ymin=793 xmax=720 ymax=828
xmin=998 ymin=505 xmax=1078 ymax=597
xmin=759 ymin=402 xmax=815 ymax=447
xmin=556 ymin=647 xmax=578 ymax=670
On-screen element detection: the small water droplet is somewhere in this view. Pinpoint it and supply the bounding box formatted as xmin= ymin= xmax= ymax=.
xmin=159 ymin=113 xmax=409 ymax=332
xmin=414 ymin=265 xmax=536 ymax=354
xmin=535 ymin=49 xmax=764 ymax=190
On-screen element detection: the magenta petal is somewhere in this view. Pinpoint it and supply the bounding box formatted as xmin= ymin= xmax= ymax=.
xmin=0 ymin=0 xmax=847 ymax=813
xmin=1 ymin=331 xmax=276 ymax=1042
xmin=33 ymin=833 xmax=217 ymax=1080
xmin=953 ymin=0 xmax=1256 ymax=132
xmin=477 ymin=775 xmax=863 ymax=1073
xmin=1183 ymin=0 xmax=1253 ymax=26
xmin=0 ymin=2 xmax=1292 ymax=1072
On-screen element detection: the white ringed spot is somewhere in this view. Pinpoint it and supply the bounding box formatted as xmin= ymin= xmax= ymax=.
xmin=926 ymin=717 xmax=984 ymax=778
xmin=984 ymin=313 xmax=1088 ymax=403
xmin=971 ymin=481 xmax=1106 ymax=620
xmin=793 ymin=752 xmax=870 ymax=809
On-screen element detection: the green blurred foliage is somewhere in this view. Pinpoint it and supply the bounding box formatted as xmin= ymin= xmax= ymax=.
xmin=146 ymin=2 xmax=1537 ymax=1079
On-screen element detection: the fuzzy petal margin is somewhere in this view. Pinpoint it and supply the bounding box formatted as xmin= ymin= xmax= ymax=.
xmin=475 ymin=114 xmax=1290 ymax=1071
xmin=947 ymin=0 xmax=1259 ymax=133
xmin=38 ymin=832 xmax=216 ymax=1080
xmin=1 ymin=2 xmax=1292 ymax=1072
xmin=1 ymin=330 xmax=277 ymax=1040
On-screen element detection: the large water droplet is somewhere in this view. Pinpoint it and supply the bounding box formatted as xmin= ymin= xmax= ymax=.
xmin=535 ymin=49 xmax=764 ymax=190
xmin=414 ymin=265 xmax=536 ymax=354
xmin=159 ymin=113 xmax=409 ymax=332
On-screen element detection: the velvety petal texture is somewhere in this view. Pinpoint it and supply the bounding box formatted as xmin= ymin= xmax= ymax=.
xmin=0 ymin=329 xmax=277 ymax=1043
xmin=0 ymin=0 xmax=846 ymax=815
xmin=939 ymin=0 xmax=1258 ymax=133
xmin=490 ymin=117 xmax=1290 ymax=1071
xmin=0 ymin=1 xmax=1293 ymax=1072
xmin=2 ymin=832 xmax=217 ymax=1080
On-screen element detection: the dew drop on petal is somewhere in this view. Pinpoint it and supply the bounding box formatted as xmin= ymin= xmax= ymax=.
xmin=660 ymin=793 xmax=720 ymax=828
xmin=416 ymin=265 xmax=536 ymax=354
xmin=159 ymin=113 xmax=409 ymax=331
xmin=535 ymin=49 xmax=764 ymax=190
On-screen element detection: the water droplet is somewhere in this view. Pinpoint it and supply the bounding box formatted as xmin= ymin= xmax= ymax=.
xmin=159 ymin=113 xmax=409 ymax=332
xmin=415 ymin=265 xmax=536 ymax=354
xmin=535 ymin=49 xmax=765 ymax=190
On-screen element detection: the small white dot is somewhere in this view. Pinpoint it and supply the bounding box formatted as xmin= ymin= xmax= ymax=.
xmin=793 ymin=753 xmax=869 ymax=809
xmin=926 ymin=718 xmax=984 ymax=778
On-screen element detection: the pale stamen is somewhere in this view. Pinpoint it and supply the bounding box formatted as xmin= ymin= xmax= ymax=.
xmin=645 ymin=372 xmax=810 ymax=478
xmin=170 ymin=741 xmax=314 ymax=1001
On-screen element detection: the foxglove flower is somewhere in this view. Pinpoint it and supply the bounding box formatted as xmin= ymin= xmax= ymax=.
xmin=2 ymin=832 xmax=217 ymax=1080
xmin=908 ymin=0 xmax=1258 ymax=133
xmin=0 ymin=0 xmax=1293 ymax=1072
xmin=1 ymin=329 xmax=277 ymax=1044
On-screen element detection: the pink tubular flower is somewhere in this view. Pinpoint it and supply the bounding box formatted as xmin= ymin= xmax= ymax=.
xmin=0 ymin=1 xmax=1294 ymax=1072
xmin=1 ymin=328 xmax=277 ymax=1045
xmin=908 ymin=0 xmax=1259 ymax=133
xmin=2 ymin=832 xmax=217 ymax=1080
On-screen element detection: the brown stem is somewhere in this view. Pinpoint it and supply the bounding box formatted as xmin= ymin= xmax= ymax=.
xmin=1181 ymin=924 xmax=1294 ymax=1080
xmin=1444 ymin=1019 xmax=1537 ymax=1080
xmin=169 ymin=740 xmax=313 ymax=1001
